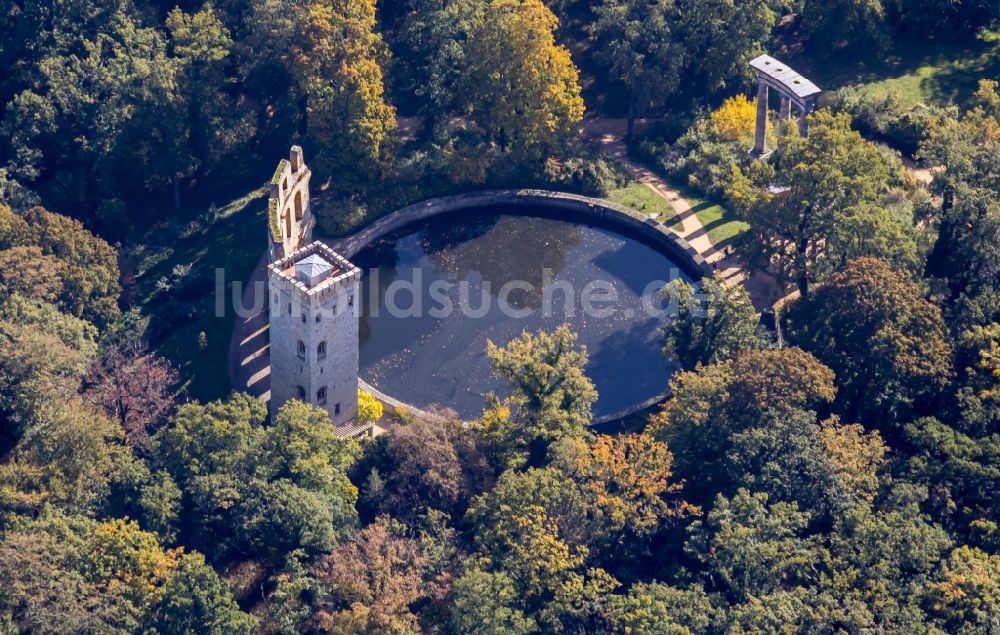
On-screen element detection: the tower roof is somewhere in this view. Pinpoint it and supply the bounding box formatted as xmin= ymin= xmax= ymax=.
xmin=295 ymin=253 xmax=334 ymax=287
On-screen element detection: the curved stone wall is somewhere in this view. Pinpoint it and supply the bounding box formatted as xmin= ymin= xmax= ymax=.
xmin=332 ymin=189 xmax=712 ymax=279
xmin=337 ymin=189 xmax=713 ymax=426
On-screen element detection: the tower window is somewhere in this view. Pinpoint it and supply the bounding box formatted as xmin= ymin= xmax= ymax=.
xmin=348 ymin=295 xmax=354 ymax=306
xmin=288 ymin=303 xmax=292 ymax=315
xmin=315 ymin=314 xmax=321 ymax=323
xmin=334 ymin=402 xmax=341 ymax=416
xmin=301 ymin=313 xmax=306 ymax=323
xmin=297 ymin=340 xmax=305 ymax=359
xmin=295 ymin=385 xmax=305 ymax=400
xmin=317 ymin=386 xmax=327 ymax=405
xmin=317 ymin=341 xmax=327 ymax=360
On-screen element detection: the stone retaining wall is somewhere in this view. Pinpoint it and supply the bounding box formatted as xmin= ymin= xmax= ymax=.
xmin=340 ymin=189 xmax=712 ymax=426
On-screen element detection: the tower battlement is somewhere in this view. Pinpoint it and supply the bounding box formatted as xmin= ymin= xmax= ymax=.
xmin=267 ymin=200 xmax=362 ymax=431
xmin=268 ymin=241 xmax=361 ymax=304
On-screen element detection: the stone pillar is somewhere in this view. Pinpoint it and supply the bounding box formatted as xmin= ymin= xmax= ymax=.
xmin=780 ymin=96 xmax=792 ymax=121
xmin=797 ymin=98 xmax=814 ymax=137
xmin=752 ymin=80 xmax=769 ymax=157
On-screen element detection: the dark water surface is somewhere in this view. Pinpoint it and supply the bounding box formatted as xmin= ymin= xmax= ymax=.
xmin=355 ymin=206 xmax=693 ymax=419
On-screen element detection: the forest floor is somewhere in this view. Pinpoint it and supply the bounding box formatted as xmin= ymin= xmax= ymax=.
xmin=130 ymin=187 xmax=268 ymax=402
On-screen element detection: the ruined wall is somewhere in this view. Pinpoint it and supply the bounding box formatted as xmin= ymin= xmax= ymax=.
xmin=267 ymin=146 xmax=315 ymax=261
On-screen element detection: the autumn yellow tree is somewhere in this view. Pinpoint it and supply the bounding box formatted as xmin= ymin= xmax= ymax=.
xmin=357 ymin=389 xmax=383 ymax=426
xmin=461 ymin=0 xmax=584 ymax=159
xmin=287 ymin=0 xmax=396 ymax=174
xmin=708 ymin=95 xmax=758 ymax=142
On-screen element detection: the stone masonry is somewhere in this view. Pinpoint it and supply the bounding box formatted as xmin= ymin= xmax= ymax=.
xmin=266 ymin=147 xmax=363 ymax=431
xmin=268 ymin=240 xmax=361 ymax=428
xmin=748 ymin=54 xmax=821 ymax=158
xmin=268 ymin=145 xmax=315 ymax=261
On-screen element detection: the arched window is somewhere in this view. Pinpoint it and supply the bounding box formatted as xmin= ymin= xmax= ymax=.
xmin=296 ymin=340 xmax=305 ymax=359
xmin=334 ymin=403 xmax=341 ymax=417
xmin=294 ymin=191 xmax=304 ymax=220
xmin=295 ymin=385 xmax=305 ymax=400
xmin=317 ymin=386 xmax=327 ymax=405
xmin=317 ymin=341 xmax=327 ymax=360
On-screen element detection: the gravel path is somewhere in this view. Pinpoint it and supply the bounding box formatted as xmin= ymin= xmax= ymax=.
xmin=577 ymin=118 xmax=781 ymax=310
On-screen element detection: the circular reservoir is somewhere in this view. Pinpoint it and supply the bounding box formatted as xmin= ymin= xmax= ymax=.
xmin=354 ymin=205 xmax=694 ymax=420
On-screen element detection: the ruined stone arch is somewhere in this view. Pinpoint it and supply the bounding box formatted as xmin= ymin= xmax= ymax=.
xmin=267 ymin=146 xmax=314 ymax=260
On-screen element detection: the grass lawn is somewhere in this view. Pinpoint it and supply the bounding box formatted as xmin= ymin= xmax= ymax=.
xmin=131 ymin=186 xmax=268 ymax=402
xmin=606 ymin=182 xmax=683 ymax=229
xmin=689 ymin=194 xmax=748 ymax=247
xmin=787 ymin=30 xmax=1000 ymax=109
xmin=666 ymin=181 xmax=748 ymax=247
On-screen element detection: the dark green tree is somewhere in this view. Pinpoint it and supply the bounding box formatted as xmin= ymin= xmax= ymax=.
xmin=590 ymin=0 xmax=775 ymax=137
xmin=783 ymin=257 xmax=953 ymax=426
xmin=166 ymin=3 xmax=255 ymax=192
xmin=649 ymin=347 xmax=836 ymax=500
xmin=662 ymin=274 xmax=765 ymax=371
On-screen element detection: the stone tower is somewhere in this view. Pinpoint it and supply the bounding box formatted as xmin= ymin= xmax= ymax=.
xmin=268 ymin=241 xmax=361 ymax=428
xmin=268 ymin=145 xmax=315 ymax=260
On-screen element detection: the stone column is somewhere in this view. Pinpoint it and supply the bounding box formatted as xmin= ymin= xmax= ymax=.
xmin=752 ymin=80 xmax=769 ymax=157
xmin=780 ymin=96 xmax=792 ymax=121
xmin=797 ymin=98 xmax=813 ymax=137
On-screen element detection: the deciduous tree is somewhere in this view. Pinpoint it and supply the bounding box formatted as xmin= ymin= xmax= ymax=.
xmin=461 ymin=0 xmax=584 ymax=158
xmin=284 ymin=0 xmax=396 ymax=177
xmin=591 ymin=0 xmax=774 ymax=137
xmin=649 ymin=347 xmax=836 ymax=501
xmin=364 ymin=417 xmax=491 ymax=522
xmin=84 ymin=342 xmax=177 ymax=447
xmin=310 ymin=516 xmax=442 ymax=634
xmin=662 ymin=274 xmax=765 ymax=370
xmin=485 ymin=325 xmax=596 ymax=461
xmin=167 ymin=4 xmax=255 ymax=182
xmin=783 ymin=257 xmax=953 ymax=426
xmin=0 ymin=205 xmax=121 ymax=327
xmin=728 ymin=111 xmax=921 ymax=297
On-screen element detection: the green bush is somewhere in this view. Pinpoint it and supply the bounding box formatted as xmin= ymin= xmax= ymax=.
xmin=543 ymin=155 xmax=627 ymax=197
xmin=832 ymin=87 xmax=952 ymax=155
xmin=636 ymin=123 xmax=749 ymax=199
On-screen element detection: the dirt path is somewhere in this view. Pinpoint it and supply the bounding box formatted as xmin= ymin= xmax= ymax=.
xmin=900 ymin=154 xmax=938 ymax=185
xmin=577 ymin=118 xmax=781 ymax=310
